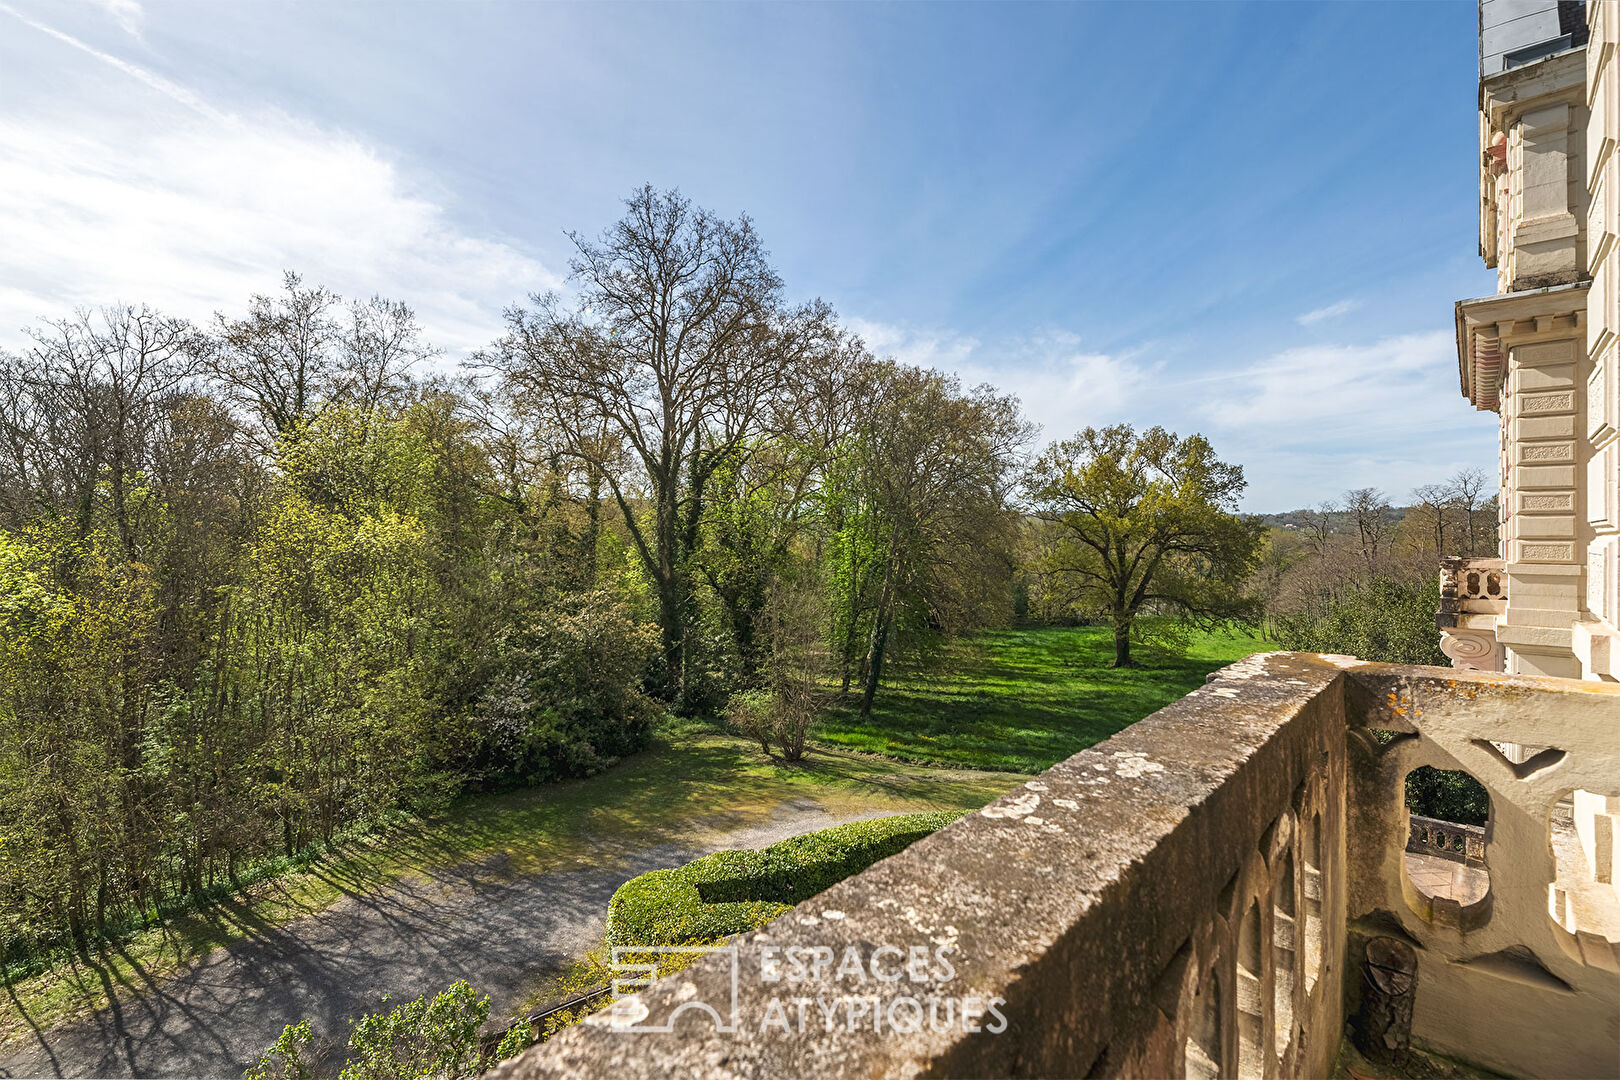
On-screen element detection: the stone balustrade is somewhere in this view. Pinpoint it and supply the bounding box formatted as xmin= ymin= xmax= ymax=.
xmin=1436 ymin=557 xmax=1507 ymax=671
xmin=1406 ymin=814 xmax=1487 ymax=864
xmin=495 ymin=654 xmax=1620 ymax=1080
xmin=1438 ymin=556 xmax=1507 ymax=611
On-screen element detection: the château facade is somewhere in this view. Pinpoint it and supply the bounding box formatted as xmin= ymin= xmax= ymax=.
xmin=1442 ymin=0 xmax=1620 ymax=681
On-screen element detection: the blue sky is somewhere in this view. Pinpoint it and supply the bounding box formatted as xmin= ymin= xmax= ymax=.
xmin=0 ymin=0 xmax=1500 ymax=510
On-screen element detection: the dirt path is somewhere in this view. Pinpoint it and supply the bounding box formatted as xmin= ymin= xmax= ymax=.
xmin=0 ymin=798 xmax=894 ymax=1080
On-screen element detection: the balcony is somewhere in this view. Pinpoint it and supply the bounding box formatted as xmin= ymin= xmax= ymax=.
xmin=492 ymin=653 xmax=1620 ymax=1080
xmin=1437 ymin=556 xmax=1506 ymax=671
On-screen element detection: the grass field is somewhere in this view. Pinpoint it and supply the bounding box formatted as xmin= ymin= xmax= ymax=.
xmin=815 ymin=624 xmax=1269 ymax=772
xmin=0 ymin=731 xmax=1020 ymax=1053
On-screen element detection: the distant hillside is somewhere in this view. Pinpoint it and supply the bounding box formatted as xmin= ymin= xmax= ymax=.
xmin=1255 ymin=506 xmax=1410 ymax=532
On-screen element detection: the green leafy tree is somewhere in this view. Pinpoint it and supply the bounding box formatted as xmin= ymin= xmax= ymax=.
xmin=1271 ymin=577 xmax=1446 ymax=666
xmin=339 ymin=981 xmax=490 ymax=1080
xmin=842 ymin=364 xmax=1027 ymax=715
xmin=1025 ymin=424 xmax=1262 ymax=668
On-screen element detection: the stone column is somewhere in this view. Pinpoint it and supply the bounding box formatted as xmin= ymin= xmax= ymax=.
xmin=1498 ymin=332 xmax=1589 ymax=677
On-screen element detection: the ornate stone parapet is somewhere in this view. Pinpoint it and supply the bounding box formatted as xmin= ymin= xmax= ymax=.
xmin=1437 ymin=557 xmax=1507 ymax=670
xmin=1407 ymin=814 xmax=1488 ymax=865
xmin=1347 ymin=664 xmax=1620 ymax=1077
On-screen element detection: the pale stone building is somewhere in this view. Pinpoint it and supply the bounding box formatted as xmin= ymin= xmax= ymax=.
xmin=1443 ymin=0 xmax=1620 ymax=681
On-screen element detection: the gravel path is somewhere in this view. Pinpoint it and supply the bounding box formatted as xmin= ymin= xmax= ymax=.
xmin=0 ymin=797 xmax=898 ymax=1079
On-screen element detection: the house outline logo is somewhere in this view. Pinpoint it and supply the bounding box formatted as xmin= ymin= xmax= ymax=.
xmin=602 ymin=944 xmax=741 ymax=1033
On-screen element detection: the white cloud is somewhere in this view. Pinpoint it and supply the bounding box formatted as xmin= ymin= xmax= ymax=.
xmin=848 ymin=319 xmax=1153 ymax=440
xmin=1195 ymin=331 xmax=1457 ymax=440
xmin=1296 ymin=297 xmax=1360 ymax=326
xmin=95 ymin=0 xmax=144 ymax=40
xmin=847 ymin=317 xmax=980 ymax=371
xmin=1191 ymin=330 xmax=1495 ymax=509
xmin=0 ymin=12 xmax=559 ymax=359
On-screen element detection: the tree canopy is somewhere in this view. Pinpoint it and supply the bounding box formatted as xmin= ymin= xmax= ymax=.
xmin=1024 ymin=424 xmax=1262 ymax=667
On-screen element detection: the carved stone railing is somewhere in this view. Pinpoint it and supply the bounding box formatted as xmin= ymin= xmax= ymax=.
xmin=1406 ymin=814 xmax=1487 ymax=864
xmin=495 ymin=656 xmax=1620 ymax=1080
xmin=1436 ymin=556 xmax=1506 ymax=671
xmin=1346 ymin=665 xmax=1620 ymax=1078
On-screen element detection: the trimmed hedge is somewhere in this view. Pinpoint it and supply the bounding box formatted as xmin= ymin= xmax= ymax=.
xmin=606 ymin=811 xmax=961 ymax=947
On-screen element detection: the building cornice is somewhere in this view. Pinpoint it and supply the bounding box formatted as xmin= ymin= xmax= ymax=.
xmin=1453 ymin=280 xmax=1590 ymax=411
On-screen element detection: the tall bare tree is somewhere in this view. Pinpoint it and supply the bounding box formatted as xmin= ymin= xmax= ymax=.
xmin=208 ymin=272 xmax=343 ymax=446
xmin=1445 ymin=467 xmax=1493 ymax=557
xmin=8 ymin=306 xmax=201 ymax=551
xmin=481 ymin=186 xmax=838 ymax=707
xmin=1410 ymin=483 xmax=1452 ymax=555
xmin=1344 ymin=487 xmax=1391 ymax=569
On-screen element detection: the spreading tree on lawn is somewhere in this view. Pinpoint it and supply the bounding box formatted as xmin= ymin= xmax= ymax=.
xmin=1025 ymin=425 xmax=1262 ymax=668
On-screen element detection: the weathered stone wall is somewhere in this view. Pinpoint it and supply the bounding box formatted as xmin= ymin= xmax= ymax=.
xmin=496 ymin=653 xmax=1355 ymax=1080
xmin=1344 ymin=664 xmax=1620 ymax=1079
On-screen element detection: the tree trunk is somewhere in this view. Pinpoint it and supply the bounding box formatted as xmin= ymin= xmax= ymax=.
xmin=1112 ymin=615 xmax=1133 ymax=668
xmin=859 ymin=538 xmax=901 ymax=717
xmin=581 ymin=466 xmax=602 ymax=588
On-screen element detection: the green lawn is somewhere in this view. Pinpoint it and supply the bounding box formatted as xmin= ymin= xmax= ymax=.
xmin=0 ymin=731 xmax=1020 ymax=1053
xmin=815 ymin=625 xmax=1269 ymax=773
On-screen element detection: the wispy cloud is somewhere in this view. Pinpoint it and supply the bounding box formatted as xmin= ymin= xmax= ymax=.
xmin=0 ymin=8 xmax=559 ymax=357
xmin=847 ymin=321 xmax=1494 ymax=510
xmin=96 ymin=0 xmax=144 ymax=40
xmin=1 ymin=4 xmax=205 ymax=113
xmin=1190 ymin=330 xmax=1494 ymax=506
xmin=1296 ymin=297 xmax=1360 ymax=326
xmin=848 ymin=319 xmax=1154 ymax=441
xmin=1196 ymin=331 xmax=1454 ymax=439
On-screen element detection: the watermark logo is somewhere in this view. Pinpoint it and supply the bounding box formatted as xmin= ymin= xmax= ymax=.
xmin=596 ymin=942 xmax=1006 ymax=1038
xmin=596 ymin=944 xmax=741 ymax=1032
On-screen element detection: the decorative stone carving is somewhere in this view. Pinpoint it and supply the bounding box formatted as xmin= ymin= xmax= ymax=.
xmin=1439 ymin=628 xmax=1506 ymax=671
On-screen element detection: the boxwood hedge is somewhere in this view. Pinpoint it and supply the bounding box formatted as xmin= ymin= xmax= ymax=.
xmin=605 ymin=811 xmax=961 ymax=947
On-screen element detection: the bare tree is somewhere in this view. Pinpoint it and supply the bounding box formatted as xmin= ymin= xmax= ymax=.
xmin=1411 ymin=483 xmax=1452 ymax=555
xmin=1299 ymin=501 xmax=1337 ymax=563
xmin=339 ymin=295 xmax=436 ymax=413
xmin=1344 ymin=487 xmax=1391 ymax=569
xmin=10 ymin=306 xmax=201 ymax=551
xmin=208 ymin=272 xmax=344 ymax=445
xmin=481 ymin=186 xmax=838 ymax=708
xmin=1445 ymin=467 xmax=1493 ymax=557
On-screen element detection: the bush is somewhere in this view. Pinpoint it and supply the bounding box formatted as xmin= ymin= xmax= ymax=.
xmin=1405 ymin=765 xmax=1491 ymax=827
xmin=247 ymin=982 xmax=498 ymax=1080
xmin=722 ymin=683 xmax=820 ymax=762
xmin=606 ymin=812 xmax=960 ymax=947
xmin=477 ymin=591 xmax=662 ymax=786
xmin=1271 ymin=577 xmax=1445 ymax=666
xmin=339 ymin=981 xmax=488 ymax=1080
